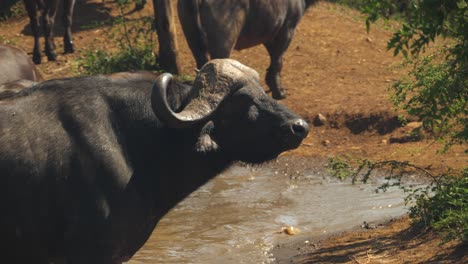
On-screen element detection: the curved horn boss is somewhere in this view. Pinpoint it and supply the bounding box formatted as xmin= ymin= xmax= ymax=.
xmin=151 ymin=59 xmax=260 ymax=128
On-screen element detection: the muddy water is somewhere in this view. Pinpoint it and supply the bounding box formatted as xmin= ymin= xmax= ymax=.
xmin=128 ymin=157 xmax=416 ymax=264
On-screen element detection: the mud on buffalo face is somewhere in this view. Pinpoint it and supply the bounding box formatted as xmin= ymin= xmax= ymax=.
xmin=209 ymin=86 xmax=309 ymax=163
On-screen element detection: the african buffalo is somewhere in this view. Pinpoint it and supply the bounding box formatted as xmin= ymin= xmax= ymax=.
xmin=0 ymin=59 xmax=309 ymax=263
xmin=23 ymin=0 xmax=76 ymax=64
xmin=154 ymin=0 xmax=317 ymax=99
xmin=0 ymin=44 xmax=42 ymax=83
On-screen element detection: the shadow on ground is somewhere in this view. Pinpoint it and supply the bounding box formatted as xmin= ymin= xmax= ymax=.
xmin=276 ymin=219 xmax=467 ymax=264
xmin=16 ymin=0 xmax=117 ymax=36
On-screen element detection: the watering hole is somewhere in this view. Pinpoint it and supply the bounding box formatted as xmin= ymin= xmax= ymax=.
xmin=128 ymin=156 xmax=419 ymax=264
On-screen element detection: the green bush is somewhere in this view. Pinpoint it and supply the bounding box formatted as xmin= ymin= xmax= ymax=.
xmin=391 ymin=48 xmax=467 ymax=149
xmin=325 ymin=0 xmax=467 ymax=246
xmin=0 ymin=0 xmax=26 ymax=21
xmin=363 ymin=0 xmax=468 ymax=149
xmin=77 ymin=0 xmax=161 ymax=75
xmin=326 ymin=156 xmax=355 ymax=181
xmin=79 ymin=45 xmax=160 ymax=75
xmin=408 ymin=170 xmax=467 ymax=242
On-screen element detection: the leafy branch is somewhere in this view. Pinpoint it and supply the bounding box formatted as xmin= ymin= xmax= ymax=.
xmin=361 ymin=0 xmax=468 ymax=150
xmin=327 ymin=156 xmax=467 ymax=243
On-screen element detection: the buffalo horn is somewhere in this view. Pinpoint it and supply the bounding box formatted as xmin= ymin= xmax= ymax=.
xmin=151 ymin=59 xmax=260 ymax=128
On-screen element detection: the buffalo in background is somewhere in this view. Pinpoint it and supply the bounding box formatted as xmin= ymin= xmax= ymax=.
xmin=0 ymin=59 xmax=309 ymax=263
xmin=154 ymin=0 xmax=317 ymax=99
xmin=0 ymin=44 xmax=42 ymax=83
xmin=0 ymin=79 xmax=37 ymax=99
xmin=23 ymin=0 xmax=76 ymax=64
xmin=0 ymin=44 xmax=41 ymax=98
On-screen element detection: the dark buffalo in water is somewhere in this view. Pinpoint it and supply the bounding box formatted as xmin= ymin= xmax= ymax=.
xmin=154 ymin=0 xmax=317 ymax=99
xmin=23 ymin=0 xmax=76 ymax=64
xmin=0 ymin=44 xmax=42 ymax=83
xmin=0 ymin=59 xmax=309 ymax=263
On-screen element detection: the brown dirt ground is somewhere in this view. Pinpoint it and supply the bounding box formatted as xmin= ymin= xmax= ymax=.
xmin=1 ymin=1 xmax=466 ymax=263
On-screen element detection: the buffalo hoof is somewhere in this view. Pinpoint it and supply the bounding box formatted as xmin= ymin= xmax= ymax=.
xmin=272 ymin=89 xmax=286 ymax=100
xmin=64 ymin=42 xmax=75 ymax=54
xmin=32 ymin=53 xmax=41 ymax=64
xmin=46 ymin=52 xmax=57 ymax=61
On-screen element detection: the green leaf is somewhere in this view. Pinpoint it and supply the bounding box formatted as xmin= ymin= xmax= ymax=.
xmin=457 ymin=0 xmax=467 ymax=9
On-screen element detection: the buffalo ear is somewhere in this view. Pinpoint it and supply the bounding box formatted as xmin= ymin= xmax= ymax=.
xmin=195 ymin=121 xmax=219 ymax=153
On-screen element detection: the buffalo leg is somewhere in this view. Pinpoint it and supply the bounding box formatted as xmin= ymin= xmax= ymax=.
xmin=153 ymin=0 xmax=180 ymax=74
xmin=194 ymin=2 xmax=244 ymax=66
xmin=202 ymin=11 xmax=239 ymax=63
xmin=264 ymin=26 xmax=295 ymax=100
xmin=177 ymin=1 xmax=209 ymax=69
xmin=24 ymin=0 xmax=41 ymax=64
xmin=42 ymin=0 xmax=59 ymax=61
xmin=63 ymin=0 xmax=75 ymax=54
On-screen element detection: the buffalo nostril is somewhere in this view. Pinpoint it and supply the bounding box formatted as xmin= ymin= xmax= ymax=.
xmin=291 ymin=119 xmax=309 ymax=139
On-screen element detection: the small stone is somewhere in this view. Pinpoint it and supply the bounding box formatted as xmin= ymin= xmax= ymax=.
xmin=283 ymin=226 xmax=300 ymax=236
xmin=313 ymin=113 xmax=327 ymax=126
xmin=406 ymin=122 xmax=422 ymax=128
xmin=361 ymin=221 xmax=377 ymax=229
